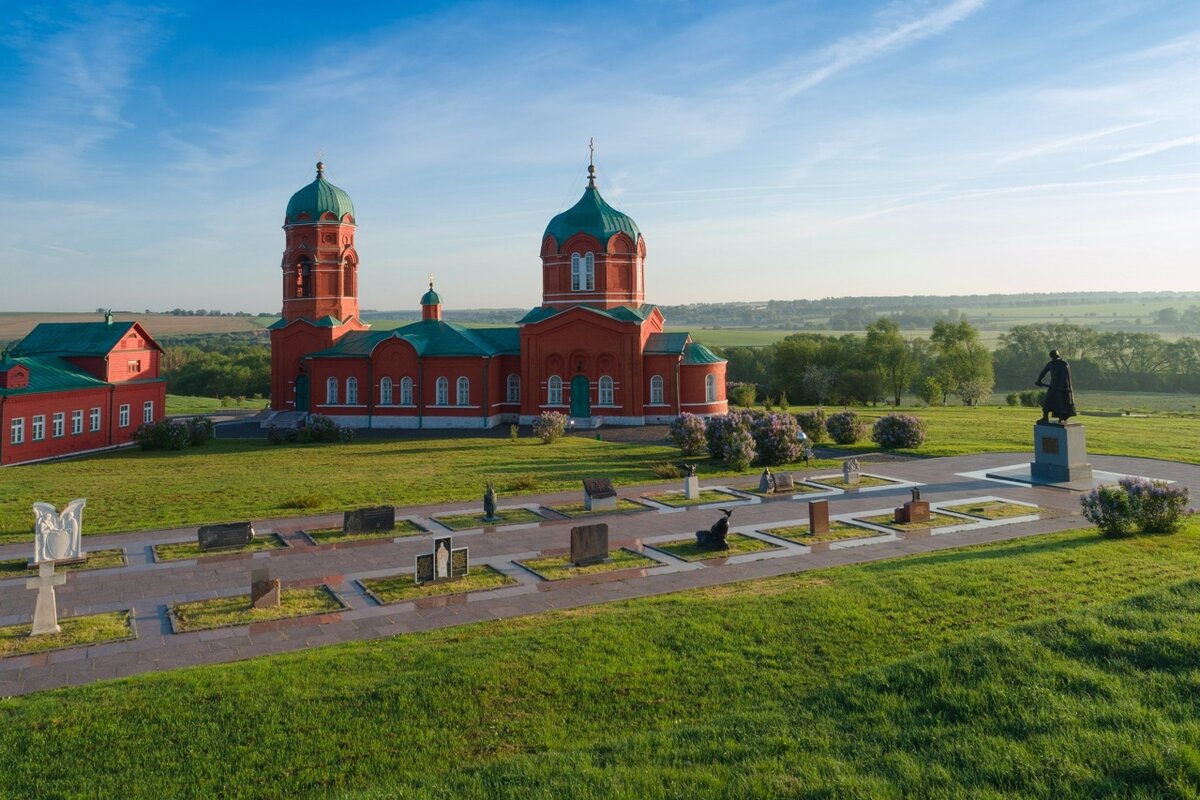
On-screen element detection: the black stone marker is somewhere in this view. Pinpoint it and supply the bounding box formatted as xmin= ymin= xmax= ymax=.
xmin=343 ymin=506 xmax=396 ymax=535
xmin=582 ymin=478 xmax=617 ymax=500
xmin=570 ymin=523 xmax=610 ymax=566
xmin=198 ymin=522 xmax=254 ymax=552
xmin=415 ymin=553 xmax=435 ymax=585
xmin=451 ymin=547 xmax=469 ymax=578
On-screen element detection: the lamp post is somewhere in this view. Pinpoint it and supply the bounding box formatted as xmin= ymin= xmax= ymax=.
xmin=568 ymin=419 xmax=576 ymax=436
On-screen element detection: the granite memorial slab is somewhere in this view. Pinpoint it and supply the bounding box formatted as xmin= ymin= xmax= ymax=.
xmin=198 ymin=522 xmax=255 ymax=552
xmin=570 ymin=523 xmax=610 ymax=566
xmin=774 ymin=473 xmax=795 ymax=492
xmin=343 ymin=506 xmax=395 ymax=535
xmin=250 ymin=567 xmax=281 ymax=608
xmin=809 ymin=499 xmax=830 ymax=535
xmin=416 ymin=536 xmax=469 ymax=585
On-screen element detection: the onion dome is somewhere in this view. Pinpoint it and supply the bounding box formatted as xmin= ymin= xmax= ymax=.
xmin=543 ymin=163 xmax=640 ymax=247
xmin=285 ymin=161 xmax=355 ymax=224
xmin=420 ymin=278 xmax=442 ymax=307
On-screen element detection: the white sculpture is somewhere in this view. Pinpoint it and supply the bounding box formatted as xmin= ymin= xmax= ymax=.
xmin=27 ymin=562 xmax=66 ymax=636
xmin=33 ymin=498 xmax=87 ymax=564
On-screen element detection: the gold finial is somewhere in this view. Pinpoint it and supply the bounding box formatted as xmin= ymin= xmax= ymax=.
xmin=428 ymin=272 xmax=434 ymax=290
xmin=316 ymin=160 xmax=325 ymax=178
xmin=587 ymin=137 xmax=596 ymax=188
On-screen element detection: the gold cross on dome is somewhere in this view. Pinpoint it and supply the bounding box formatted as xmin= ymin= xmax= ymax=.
xmin=588 ymin=137 xmax=594 ymax=167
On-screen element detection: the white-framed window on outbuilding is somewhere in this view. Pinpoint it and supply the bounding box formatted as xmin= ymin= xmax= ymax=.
xmin=548 ymin=375 xmax=563 ymax=405
xmin=705 ymin=374 xmax=717 ymax=403
xmin=571 ymin=252 xmax=595 ymax=291
xmin=90 ymin=407 xmax=101 ymax=432
xmin=436 ymin=377 xmax=449 ymax=406
xmin=400 ymin=376 xmax=414 ymax=405
xmin=10 ymin=417 xmax=24 ymax=445
xmin=456 ymin=377 xmax=470 ymax=406
xmin=506 ymin=373 xmax=520 ymax=403
xmin=346 ymin=377 xmax=359 ymax=405
xmin=650 ymin=375 xmax=664 ymax=405
xmin=326 ymin=377 xmax=338 ymax=405
xmin=32 ymin=415 xmax=45 ymax=441
xmin=53 ymin=412 xmax=65 ymax=437
xmin=380 ymin=377 xmax=393 ymax=405
xmin=119 ymin=405 xmax=130 ymax=428
xmin=143 ymin=401 xmax=154 ymax=423
xmin=71 ymin=410 xmax=83 ymax=435
xmin=598 ymin=375 xmax=614 ymax=405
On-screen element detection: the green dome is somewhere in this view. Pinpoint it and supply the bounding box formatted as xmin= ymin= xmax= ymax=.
xmin=421 ymin=288 xmax=442 ymax=306
xmin=285 ymin=162 xmax=355 ymax=224
xmin=543 ymin=167 xmax=640 ymax=248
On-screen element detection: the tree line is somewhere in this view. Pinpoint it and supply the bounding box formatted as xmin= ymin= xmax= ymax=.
xmin=160 ymin=334 xmax=271 ymax=399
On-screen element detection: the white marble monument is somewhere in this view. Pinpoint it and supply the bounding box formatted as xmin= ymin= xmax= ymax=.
xmin=27 ymin=562 xmax=65 ymax=635
xmin=33 ymin=498 xmax=87 ymax=564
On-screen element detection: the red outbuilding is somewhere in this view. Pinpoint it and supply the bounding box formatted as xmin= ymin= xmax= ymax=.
xmin=269 ymin=159 xmax=726 ymax=429
xmin=0 ymin=316 xmax=167 ymax=466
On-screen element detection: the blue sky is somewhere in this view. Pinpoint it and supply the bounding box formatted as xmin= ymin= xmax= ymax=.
xmin=2 ymin=0 xmax=1197 ymax=313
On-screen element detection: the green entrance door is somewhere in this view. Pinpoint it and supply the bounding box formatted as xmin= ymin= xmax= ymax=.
xmin=295 ymin=374 xmax=310 ymax=413
xmin=570 ymin=375 xmax=591 ymax=418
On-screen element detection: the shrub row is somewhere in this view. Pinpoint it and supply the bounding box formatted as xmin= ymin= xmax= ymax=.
xmin=132 ymin=417 xmax=215 ymax=451
xmin=1081 ymin=477 xmax=1190 ymax=536
xmin=266 ymin=414 xmax=355 ymax=445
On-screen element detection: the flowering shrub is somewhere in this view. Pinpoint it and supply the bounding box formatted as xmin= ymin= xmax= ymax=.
xmin=266 ymin=414 xmax=354 ymax=445
xmin=825 ymin=410 xmax=866 ymax=445
xmin=186 ymin=416 xmax=215 ymax=446
xmin=669 ymin=413 xmax=708 ymax=456
xmin=132 ymin=420 xmax=190 ymax=451
xmin=1080 ymin=486 xmax=1132 ymax=537
xmin=751 ymin=412 xmax=803 ymax=466
xmin=705 ymin=411 xmax=757 ymax=470
xmin=795 ymin=409 xmax=827 ymax=443
xmin=532 ymin=411 xmax=568 ymax=443
xmin=1120 ymin=477 xmax=1190 ymax=533
xmin=871 ymin=413 xmax=926 ymax=449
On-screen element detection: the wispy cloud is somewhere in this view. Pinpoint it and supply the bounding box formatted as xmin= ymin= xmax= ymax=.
xmin=1086 ymin=135 xmax=1200 ymax=168
xmin=995 ymin=120 xmax=1157 ymax=164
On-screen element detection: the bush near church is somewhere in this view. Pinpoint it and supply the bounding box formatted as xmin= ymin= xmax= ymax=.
xmin=751 ymin=412 xmax=803 ymax=466
xmin=266 ymin=415 xmax=354 ymax=445
xmin=132 ymin=417 xmax=215 ymax=451
xmin=532 ymin=411 xmax=567 ymax=444
xmin=795 ymin=409 xmax=827 ymax=443
xmin=705 ymin=411 xmax=757 ymax=471
xmin=826 ymin=410 xmax=866 ymax=445
xmin=669 ymin=413 xmax=707 ymax=456
xmin=871 ymin=413 xmax=926 ymax=449
xmin=1081 ymin=478 xmax=1189 ymax=536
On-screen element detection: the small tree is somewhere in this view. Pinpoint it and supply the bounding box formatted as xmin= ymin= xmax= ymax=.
xmin=669 ymin=413 xmax=707 ymax=456
xmin=915 ymin=376 xmax=943 ymax=407
xmin=728 ymin=383 xmax=757 ymax=408
xmin=533 ymin=411 xmax=567 ymax=443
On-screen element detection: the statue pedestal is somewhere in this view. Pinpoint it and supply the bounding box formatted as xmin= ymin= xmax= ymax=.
xmin=1031 ymin=422 xmax=1092 ymax=483
xmin=683 ymin=476 xmax=700 ymax=500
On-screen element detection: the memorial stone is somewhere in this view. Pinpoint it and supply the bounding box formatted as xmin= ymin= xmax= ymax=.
xmin=26 ymin=561 xmax=65 ymax=636
xmin=250 ymin=567 xmax=281 ymax=608
xmin=809 ymin=499 xmax=830 ymax=535
xmin=343 ymin=506 xmax=395 ymax=535
xmin=758 ymin=468 xmax=774 ymax=494
xmin=843 ymin=459 xmax=861 ymax=486
xmin=415 ymin=536 xmax=469 ymax=585
xmin=570 ymin=523 xmax=610 ymax=566
xmin=32 ymin=498 xmax=87 ymax=564
xmin=773 ymin=473 xmax=795 ymax=492
xmin=582 ymin=478 xmax=618 ymax=512
xmin=198 ymin=522 xmax=254 ymax=552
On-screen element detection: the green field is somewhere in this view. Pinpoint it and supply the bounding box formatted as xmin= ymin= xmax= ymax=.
xmin=3 ymin=518 xmax=1200 ymax=796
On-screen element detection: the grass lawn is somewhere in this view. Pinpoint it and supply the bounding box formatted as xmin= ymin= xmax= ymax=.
xmin=0 ymin=548 xmax=126 ymax=578
xmin=808 ymin=473 xmax=898 ymax=489
xmin=169 ymin=586 xmax=344 ymax=633
xmin=152 ymin=534 xmax=286 ymax=563
xmin=940 ymin=500 xmax=1042 ymax=520
xmin=855 ymin=511 xmax=971 ymax=532
xmin=303 ymin=519 xmax=426 ymax=544
xmin=642 ymin=488 xmax=743 ymax=507
xmin=6 ymin=519 xmax=1200 ymax=795
xmin=433 ymin=507 xmax=545 ymax=531
xmin=0 ymin=611 xmax=133 ymax=658
xmin=165 ymin=395 xmax=263 ymax=415
xmin=760 ymin=519 xmax=891 ymax=544
xmin=546 ymin=498 xmax=652 ymax=517
xmin=360 ymin=566 xmax=517 ymax=603
xmin=517 ymin=548 xmax=661 ymax=580
xmin=650 ymin=532 xmax=782 ymax=561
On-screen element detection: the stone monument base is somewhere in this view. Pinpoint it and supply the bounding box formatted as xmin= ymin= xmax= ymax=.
xmin=683 ymin=475 xmax=700 ymax=500
xmin=1031 ymin=421 xmax=1092 ymax=483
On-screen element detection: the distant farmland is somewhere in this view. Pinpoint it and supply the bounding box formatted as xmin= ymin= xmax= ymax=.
xmin=0 ymin=313 xmax=270 ymax=341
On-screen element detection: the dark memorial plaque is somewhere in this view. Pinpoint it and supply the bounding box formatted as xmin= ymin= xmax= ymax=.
xmin=1041 ymin=436 xmax=1060 ymax=455
xmin=774 ymin=473 xmax=795 ymax=492
xmin=451 ymin=547 xmax=469 ymax=578
xmin=808 ymin=500 xmax=830 ymax=536
xmin=343 ymin=506 xmax=395 ymax=535
xmin=570 ymin=523 xmax=610 ymax=566
xmin=250 ymin=567 xmax=281 ymax=608
xmin=198 ymin=522 xmax=254 ymax=552
xmin=582 ymin=478 xmax=617 ymax=499
xmin=415 ymin=553 xmax=435 ymax=585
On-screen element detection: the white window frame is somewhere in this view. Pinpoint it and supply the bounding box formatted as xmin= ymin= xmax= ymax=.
xmin=380 ymin=376 xmax=393 ymax=405
xmin=705 ymin=374 xmax=717 ymax=403
xmin=90 ymin=407 xmax=101 ymax=432
xmin=326 ymin=377 xmax=338 ymax=405
xmin=32 ymin=415 xmax=45 ymax=441
xmin=143 ymin=400 xmax=154 ymax=423
xmin=71 ymin=409 xmax=83 ymax=435
xmin=10 ymin=417 xmax=24 ymax=445
xmin=119 ymin=405 xmax=130 ymax=428
xmin=598 ymin=375 xmax=614 ymax=405
xmin=650 ymin=375 xmax=664 ymax=405
xmin=506 ymin=374 xmax=520 ymax=403
xmin=400 ymin=376 xmax=414 ymax=405
xmin=435 ymin=377 xmax=449 ymax=406
xmin=456 ymin=376 xmax=470 ymax=406
xmin=571 ymin=252 xmax=595 ymax=291
xmin=547 ymin=375 xmax=563 ymax=405
xmin=346 ymin=377 xmax=359 ymax=405
xmin=53 ymin=412 xmax=65 ymax=437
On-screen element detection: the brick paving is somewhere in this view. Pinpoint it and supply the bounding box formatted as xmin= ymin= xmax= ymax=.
xmin=1 ymin=452 xmax=1195 ymax=696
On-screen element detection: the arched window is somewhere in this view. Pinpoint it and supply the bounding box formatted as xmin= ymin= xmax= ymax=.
xmin=326 ymin=377 xmax=338 ymax=405
xmin=346 ymin=377 xmax=359 ymax=405
xmin=456 ymin=377 xmax=470 ymax=406
xmin=548 ymin=375 xmax=563 ymax=405
xmin=705 ymin=374 xmax=717 ymax=403
xmin=400 ymin=376 xmax=413 ymax=405
xmin=380 ymin=377 xmax=393 ymax=405
xmin=598 ymin=375 xmax=614 ymax=405
xmin=650 ymin=375 xmax=664 ymax=405
xmin=436 ymin=377 xmax=449 ymax=406
xmin=343 ymin=261 xmax=356 ymax=297
xmin=571 ymin=252 xmax=595 ymax=291
xmin=507 ymin=374 xmax=520 ymax=403
xmin=297 ymin=259 xmax=313 ymax=298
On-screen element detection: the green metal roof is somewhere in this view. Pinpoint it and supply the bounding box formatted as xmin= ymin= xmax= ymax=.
xmin=285 ymin=163 xmax=355 ymax=224
xmin=14 ymin=320 xmax=157 ymax=357
xmin=517 ymin=304 xmax=657 ymax=326
xmin=307 ymin=322 xmax=521 ymax=361
xmin=267 ymin=315 xmax=343 ymax=330
xmin=683 ymin=343 xmax=725 ymax=365
xmin=420 ymin=289 xmax=442 ymax=306
xmin=644 ymin=332 xmax=691 ymax=355
xmin=0 ymin=355 xmax=110 ymax=397
xmin=543 ymin=180 xmax=640 ymax=249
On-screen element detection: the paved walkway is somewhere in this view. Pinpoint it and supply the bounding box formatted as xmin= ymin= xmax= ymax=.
xmin=1 ymin=452 xmax=1195 ymax=696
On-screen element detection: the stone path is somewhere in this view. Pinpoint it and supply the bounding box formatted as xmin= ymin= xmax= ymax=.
xmin=1 ymin=452 xmax=1195 ymax=697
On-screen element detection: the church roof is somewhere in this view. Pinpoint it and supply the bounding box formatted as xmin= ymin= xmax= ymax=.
xmin=682 ymin=343 xmax=725 ymax=365
xmin=0 ymin=355 xmax=109 ymax=397
xmin=306 ymin=321 xmax=520 ymax=360
xmin=516 ymin=304 xmax=658 ymax=326
xmin=644 ymin=332 xmax=691 ymax=355
xmin=543 ymin=167 xmax=640 ymax=248
xmin=14 ymin=320 xmax=159 ymax=356
xmin=267 ymin=315 xmax=344 ymax=330
xmin=285 ymin=162 xmax=355 ymax=224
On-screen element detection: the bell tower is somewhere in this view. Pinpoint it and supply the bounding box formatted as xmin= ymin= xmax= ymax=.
xmin=280 ymin=162 xmax=360 ymax=323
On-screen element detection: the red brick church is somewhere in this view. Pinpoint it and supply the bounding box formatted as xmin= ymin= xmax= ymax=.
xmin=269 ymin=160 xmax=727 ymax=429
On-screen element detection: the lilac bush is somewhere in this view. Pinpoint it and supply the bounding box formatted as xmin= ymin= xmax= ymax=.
xmin=751 ymin=412 xmax=803 ymax=466
xmin=532 ymin=411 xmax=567 ymax=443
xmin=795 ymin=409 xmax=827 ymax=443
xmin=669 ymin=413 xmax=708 ymax=456
xmin=705 ymin=411 xmax=757 ymax=470
xmin=825 ymin=410 xmax=866 ymax=445
xmin=1080 ymin=486 xmax=1132 ymax=537
xmin=871 ymin=413 xmax=926 ymax=449
xmin=1119 ymin=477 xmax=1190 ymax=533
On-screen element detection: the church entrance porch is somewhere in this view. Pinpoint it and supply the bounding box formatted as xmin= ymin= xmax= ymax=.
xmin=569 ymin=375 xmax=591 ymax=418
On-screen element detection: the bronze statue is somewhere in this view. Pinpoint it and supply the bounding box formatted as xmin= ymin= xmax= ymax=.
xmin=695 ymin=508 xmax=733 ymax=550
xmin=483 ymin=481 xmax=498 ymax=521
xmin=1035 ymin=349 xmax=1077 ymax=423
